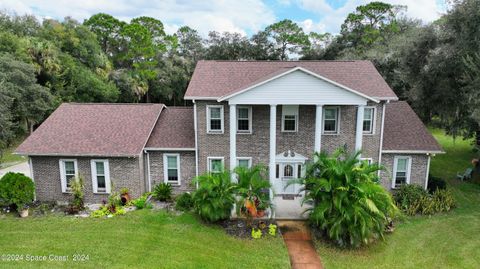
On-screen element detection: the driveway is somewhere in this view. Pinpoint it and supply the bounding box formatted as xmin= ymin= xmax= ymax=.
xmin=0 ymin=161 xmax=30 ymax=178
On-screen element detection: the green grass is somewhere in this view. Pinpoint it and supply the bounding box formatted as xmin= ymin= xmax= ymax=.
xmin=1 ymin=143 xmax=26 ymax=168
xmin=0 ymin=210 xmax=290 ymax=269
xmin=316 ymin=128 xmax=480 ymax=268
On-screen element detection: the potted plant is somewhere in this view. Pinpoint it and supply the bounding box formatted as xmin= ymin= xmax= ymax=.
xmin=120 ymin=188 xmax=131 ymax=205
xmin=18 ymin=204 xmax=29 ymax=218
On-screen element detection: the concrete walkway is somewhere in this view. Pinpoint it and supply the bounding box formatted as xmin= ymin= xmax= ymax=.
xmin=278 ymin=220 xmax=323 ymax=269
xmin=0 ymin=161 xmax=30 ymax=178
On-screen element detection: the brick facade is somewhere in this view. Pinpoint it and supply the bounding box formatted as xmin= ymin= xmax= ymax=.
xmin=31 ymin=156 xmax=144 ymax=203
xmin=380 ymin=153 xmax=429 ymax=189
xmin=147 ymin=151 xmax=196 ymax=194
xmin=196 ymin=100 xmax=383 ymax=170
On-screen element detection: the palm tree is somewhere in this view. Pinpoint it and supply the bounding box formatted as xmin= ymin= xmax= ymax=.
xmin=296 ymin=148 xmax=398 ymax=247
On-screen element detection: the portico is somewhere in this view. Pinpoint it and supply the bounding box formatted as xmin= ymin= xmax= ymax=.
xmin=221 ymin=67 xmax=377 ymax=218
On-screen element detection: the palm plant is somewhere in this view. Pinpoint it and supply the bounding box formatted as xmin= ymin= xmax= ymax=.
xmin=234 ymin=165 xmax=272 ymax=224
xmin=296 ymin=148 xmax=398 ymax=247
xmin=192 ymin=170 xmax=236 ymax=223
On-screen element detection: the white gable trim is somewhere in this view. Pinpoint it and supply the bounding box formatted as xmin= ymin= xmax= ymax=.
xmin=218 ymin=66 xmax=379 ymax=103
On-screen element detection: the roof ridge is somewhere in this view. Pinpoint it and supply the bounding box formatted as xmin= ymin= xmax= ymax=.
xmin=66 ymin=102 xmax=164 ymax=106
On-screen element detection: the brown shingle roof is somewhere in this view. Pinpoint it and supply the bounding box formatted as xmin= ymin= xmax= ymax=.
xmin=383 ymin=101 xmax=443 ymax=152
xmin=184 ymin=60 xmax=398 ymax=100
xmin=16 ymin=103 xmax=163 ymax=156
xmin=145 ymin=107 xmax=195 ymax=149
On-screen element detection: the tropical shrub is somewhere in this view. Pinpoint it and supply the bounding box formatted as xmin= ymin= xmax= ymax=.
xmin=153 ymin=183 xmax=172 ymax=201
xmin=298 ymin=149 xmax=398 ymax=248
xmin=0 ymin=172 xmax=35 ymax=210
xmin=427 ymin=175 xmax=447 ymax=193
xmin=131 ymin=193 xmax=151 ymax=209
xmin=393 ymin=184 xmax=428 ymax=214
xmin=192 ymin=170 xmax=236 ymax=222
xmin=394 ymin=184 xmax=455 ymax=215
xmin=175 ymin=192 xmax=193 ymax=211
xmin=235 ymin=165 xmax=271 ymax=222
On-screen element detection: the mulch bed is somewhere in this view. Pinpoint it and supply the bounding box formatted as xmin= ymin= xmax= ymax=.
xmin=219 ymin=218 xmax=280 ymax=238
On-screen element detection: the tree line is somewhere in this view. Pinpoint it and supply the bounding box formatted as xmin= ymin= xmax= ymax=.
xmin=1 ymin=0 xmax=480 ymax=158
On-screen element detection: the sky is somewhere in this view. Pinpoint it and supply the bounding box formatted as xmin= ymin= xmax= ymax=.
xmin=0 ymin=0 xmax=447 ymax=36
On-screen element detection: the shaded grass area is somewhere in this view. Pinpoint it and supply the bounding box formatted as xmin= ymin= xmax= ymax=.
xmin=0 ymin=210 xmax=290 ymax=269
xmin=316 ymin=128 xmax=480 ymax=269
xmin=0 ymin=142 xmax=26 ymax=168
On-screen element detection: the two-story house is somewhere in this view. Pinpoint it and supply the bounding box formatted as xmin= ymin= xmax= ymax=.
xmin=16 ymin=60 xmax=443 ymax=219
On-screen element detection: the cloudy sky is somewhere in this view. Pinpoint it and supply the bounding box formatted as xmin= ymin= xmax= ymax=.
xmin=0 ymin=0 xmax=447 ymax=35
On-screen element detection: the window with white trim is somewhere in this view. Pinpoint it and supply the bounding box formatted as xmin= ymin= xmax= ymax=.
xmin=282 ymin=105 xmax=298 ymax=132
xmin=237 ymin=157 xmax=252 ymax=168
xmin=393 ymin=157 xmax=411 ymax=188
xmin=363 ymin=107 xmax=375 ymax=134
xmin=323 ymin=107 xmax=339 ymax=133
xmin=237 ymin=106 xmax=252 ymax=133
xmin=91 ymin=160 xmax=111 ymax=193
xmin=208 ymin=157 xmax=224 ymax=173
xmin=164 ymin=154 xmax=180 ymax=184
xmin=207 ymin=105 xmax=224 ymax=133
xmin=59 ymin=159 xmax=78 ymax=193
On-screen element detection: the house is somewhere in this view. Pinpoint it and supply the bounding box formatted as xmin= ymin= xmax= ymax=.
xmin=16 ymin=60 xmax=443 ymax=218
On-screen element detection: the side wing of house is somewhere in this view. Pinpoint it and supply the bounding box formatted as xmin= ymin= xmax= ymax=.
xmin=380 ymin=101 xmax=443 ymax=190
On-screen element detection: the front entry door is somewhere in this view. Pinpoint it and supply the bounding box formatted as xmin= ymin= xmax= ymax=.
xmin=275 ymin=162 xmax=302 ymax=195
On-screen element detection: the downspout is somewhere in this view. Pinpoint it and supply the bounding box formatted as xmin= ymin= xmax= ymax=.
xmin=425 ymin=154 xmax=432 ymax=190
xmin=29 ymin=157 xmax=36 ymax=201
xmin=377 ymin=101 xmax=387 ymax=177
xmin=145 ymin=150 xmax=152 ymax=192
xmin=193 ymin=100 xmax=199 ymax=189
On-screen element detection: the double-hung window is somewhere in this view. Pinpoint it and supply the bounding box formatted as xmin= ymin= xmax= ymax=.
xmin=323 ymin=107 xmax=339 ymax=133
xmin=392 ymin=156 xmax=411 ymax=188
xmin=91 ymin=160 xmax=111 ymax=193
xmin=282 ymin=105 xmax=299 ymax=132
xmin=237 ymin=106 xmax=252 ymax=133
xmin=363 ymin=107 xmax=375 ymax=134
xmin=59 ymin=159 xmax=78 ymax=193
xmin=208 ymin=157 xmax=224 ymax=173
xmin=163 ymin=154 xmax=180 ymax=184
xmin=207 ymin=105 xmax=224 ymax=133
xmin=237 ymin=157 xmax=252 ymax=168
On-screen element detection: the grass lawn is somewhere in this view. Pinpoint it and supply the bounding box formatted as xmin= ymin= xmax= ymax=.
xmin=316 ymin=128 xmax=480 ymax=269
xmin=1 ymin=142 xmax=26 ymax=168
xmin=0 ymin=210 xmax=290 ymax=268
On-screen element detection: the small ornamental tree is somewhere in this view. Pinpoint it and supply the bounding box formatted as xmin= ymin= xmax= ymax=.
xmin=0 ymin=172 xmax=35 ymax=210
xmin=192 ymin=170 xmax=236 ymax=222
xmin=297 ymin=149 xmax=398 ymax=247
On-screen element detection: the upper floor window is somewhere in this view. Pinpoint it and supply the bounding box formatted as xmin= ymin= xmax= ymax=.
xmin=208 ymin=157 xmax=224 ymax=173
xmin=164 ymin=154 xmax=180 ymax=184
xmin=237 ymin=157 xmax=252 ymax=168
xmin=323 ymin=107 xmax=339 ymax=134
xmin=392 ymin=156 xmax=411 ymax=189
xmin=363 ymin=107 xmax=375 ymax=134
xmin=59 ymin=159 xmax=78 ymax=193
xmin=91 ymin=159 xmax=111 ymax=193
xmin=237 ymin=106 xmax=252 ymax=133
xmin=207 ymin=105 xmax=224 ymax=133
xmin=282 ymin=105 xmax=299 ymax=132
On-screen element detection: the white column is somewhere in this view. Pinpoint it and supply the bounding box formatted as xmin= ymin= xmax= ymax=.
xmin=314 ymin=104 xmax=323 ymax=154
xmin=355 ymin=105 xmax=365 ymax=154
xmin=229 ymin=104 xmax=237 ymax=181
xmin=269 ymin=104 xmax=277 ymax=217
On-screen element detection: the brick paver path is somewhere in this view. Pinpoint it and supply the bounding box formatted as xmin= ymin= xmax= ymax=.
xmin=278 ymin=221 xmax=323 ymax=269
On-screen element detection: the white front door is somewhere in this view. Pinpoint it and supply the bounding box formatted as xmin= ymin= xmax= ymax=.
xmin=275 ymin=162 xmax=302 ymax=195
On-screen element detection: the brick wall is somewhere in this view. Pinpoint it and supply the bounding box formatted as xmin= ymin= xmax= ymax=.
xmin=380 ymin=153 xmax=429 ymax=190
xmin=148 ymin=151 xmax=196 ymax=194
xmin=31 ymin=156 xmax=144 ymax=203
xmin=196 ymin=100 xmax=385 ymax=174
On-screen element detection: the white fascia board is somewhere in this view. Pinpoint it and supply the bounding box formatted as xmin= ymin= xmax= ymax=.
xmin=218 ymin=66 xmax=379 ymax=103
xmin=381 ymin=150 xmax=445 ymax=154
xmin=144 ymin=147 xmax=196 ymax=151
